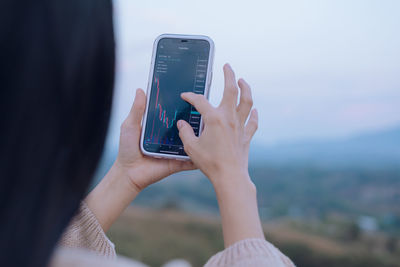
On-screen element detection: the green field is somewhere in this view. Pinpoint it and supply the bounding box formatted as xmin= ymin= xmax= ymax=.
xmin=108 ymin=205 xmax=400 ymax=267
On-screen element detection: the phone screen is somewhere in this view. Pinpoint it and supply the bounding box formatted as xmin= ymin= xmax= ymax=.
xmin=143 ymin=37 xmax=211 ymax=156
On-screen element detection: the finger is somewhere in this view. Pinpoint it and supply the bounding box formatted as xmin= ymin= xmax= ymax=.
xmin=180 ymin=160 xmax=197 ymax=171
xmin=177 ymin=120 xmax=198 ymax=154
xmin=168 ymin=160 xmax=197 ymax=172
xmin=244 ymin=109 xmax=258 ymax=142
xmin=220 ymin=63 xmax=239 ymax=109
xmin=126 ymin=89 xmax=146 ymax=126
xmin=237 ymin=78 xmax=253 ymax=124
xmin=181 ymin=92 xmax=213 ymax=116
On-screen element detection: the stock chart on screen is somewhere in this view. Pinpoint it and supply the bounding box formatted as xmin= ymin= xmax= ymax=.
xmin=143 ymin=38 xmax=210 ymax=156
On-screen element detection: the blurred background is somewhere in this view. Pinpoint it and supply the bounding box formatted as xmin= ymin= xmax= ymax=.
xmin=94 ymin=0 xmax=400 ymax=266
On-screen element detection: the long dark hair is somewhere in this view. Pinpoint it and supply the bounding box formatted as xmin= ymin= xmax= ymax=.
xmin=0 ymin=1 xmax=115 ymax=266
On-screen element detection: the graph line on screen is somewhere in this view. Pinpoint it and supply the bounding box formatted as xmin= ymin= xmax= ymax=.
xmin=149 ymin=77 xmax=179 ymax=143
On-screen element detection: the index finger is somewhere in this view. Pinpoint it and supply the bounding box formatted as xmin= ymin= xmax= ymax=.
xmin=181 ymin=92 xmax=213 ymax=116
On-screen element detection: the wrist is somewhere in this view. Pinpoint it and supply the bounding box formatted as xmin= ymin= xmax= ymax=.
xmin=210 ymin=168 xmax=254 ymax=191
xmin=85 ymin=162 xmax=141 ymax=231
xmin=211 ymin=171 xmax=263 ymax=247
xmin=113 ymin=160 xmax=143 ymax=194
xmin=211 ymin=170 xmax=257 ymax=201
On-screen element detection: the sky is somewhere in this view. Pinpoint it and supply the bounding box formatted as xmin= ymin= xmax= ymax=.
xmin=105 ymin=0 xmax=400 ymax=148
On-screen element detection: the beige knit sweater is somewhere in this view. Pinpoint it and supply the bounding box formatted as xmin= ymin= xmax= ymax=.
xmin=52 ymin=202 xmax=295 ymax=267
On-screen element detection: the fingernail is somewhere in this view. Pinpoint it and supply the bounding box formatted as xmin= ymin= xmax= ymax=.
xmin=181 ymin=92 xmax=191 ymax=98
xmin=177 ymin=120 xmax=183 ymax=129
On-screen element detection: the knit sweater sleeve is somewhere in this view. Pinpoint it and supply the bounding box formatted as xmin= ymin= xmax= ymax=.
xmin=204 ymin=238 xmax=295 ymax=267
xmin=58 ymin=201 xmax=116 ymax=259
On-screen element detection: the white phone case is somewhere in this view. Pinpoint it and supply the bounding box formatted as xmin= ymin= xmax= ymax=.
xmin=140 ymin=34 xmax=215 ymax=160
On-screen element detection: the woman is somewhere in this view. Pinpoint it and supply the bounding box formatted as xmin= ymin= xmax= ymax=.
xmin=0 ymin=1 xmax=294 ymax=266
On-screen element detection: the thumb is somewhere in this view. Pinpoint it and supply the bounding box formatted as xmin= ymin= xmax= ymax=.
xmin=124 ymin=89 xmax=146 ymax=128
xmin=177 ymin=120 xmax=197 ymax=152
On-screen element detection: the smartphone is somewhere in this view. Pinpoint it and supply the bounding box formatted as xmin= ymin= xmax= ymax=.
xmin=140 ymin=34 xmax=214 ymax=160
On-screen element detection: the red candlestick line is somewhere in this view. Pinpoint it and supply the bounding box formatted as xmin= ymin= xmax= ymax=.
xmin=149 ymin=77 xmax=179 ymax=142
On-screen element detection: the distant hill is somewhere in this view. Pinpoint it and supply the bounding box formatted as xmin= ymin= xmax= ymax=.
xmin=93 ymin=125 xmax=400 ymax=190
xmin=92 ymin=125 xmax=400 ymax=231
xmin=250 ymin=125 xmax=400 ymax=169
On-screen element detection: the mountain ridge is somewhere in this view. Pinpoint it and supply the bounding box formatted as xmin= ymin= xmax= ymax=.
xmin=250 ymin=125 xmax=400 ymax=169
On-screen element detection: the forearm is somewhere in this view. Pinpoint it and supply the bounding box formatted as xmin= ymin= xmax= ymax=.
xmin=58 ymin=202 xmax=116 ymax=258
xmin=85 ymin=162 xmax=140 ymax=232
xmin=212 ymin=171 xmax=265 ymax=247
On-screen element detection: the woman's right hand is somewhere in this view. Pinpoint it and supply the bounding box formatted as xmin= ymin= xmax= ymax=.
xmin=177 ymin=64 xmax=258 ymax=188
xmin=177 ymin=64 xmax=264 ymax=247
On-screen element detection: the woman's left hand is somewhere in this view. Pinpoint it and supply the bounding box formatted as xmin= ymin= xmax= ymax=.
xmin=85 ymin=88 xmax=194 ymax=231
xmin=115 ymin=88 xmax=195 ymax=192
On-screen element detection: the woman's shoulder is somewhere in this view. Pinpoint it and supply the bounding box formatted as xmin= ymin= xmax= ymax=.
xmin=50 ymin=247 xmax=148 ymax=267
